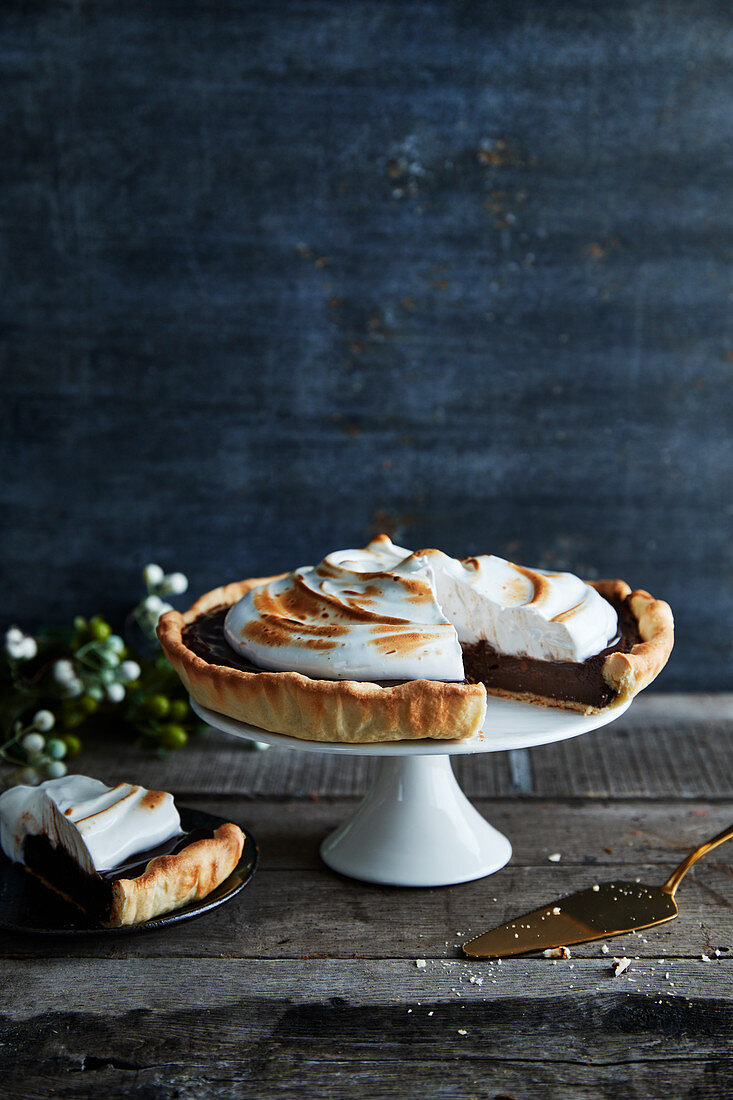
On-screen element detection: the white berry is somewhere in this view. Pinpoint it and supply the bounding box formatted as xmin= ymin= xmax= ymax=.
xmin=45 ymin=738 xmax=67 ymax=760
xmin=143 ymin=563 xmax=165 ymax=588
xmin=119 ymin=660 xmax=141 ymax=682
xmin=53 ymin=659 xmax=76 ymax=685
xmin=44 ymin=761 xmax=67 ymax=779
xmin=162 ymin=572 xmax=188 ymax=595
xmin=22 ymin=732 xmax=46 ymax=755
xmin=20 ymin=637 xmax=38 ymax=659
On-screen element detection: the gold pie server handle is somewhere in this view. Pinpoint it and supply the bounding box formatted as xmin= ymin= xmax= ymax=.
xmin=662 ymin=822 xmax=733 ymax=897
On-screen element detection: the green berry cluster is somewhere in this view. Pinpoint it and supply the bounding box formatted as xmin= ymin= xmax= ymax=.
xmin=1 ymin=565 xmax=202 ymax=787
xmin=140 ymin=694 xmax=190 ymax=750
xmin=58 ymin=615 xmax=142 ymax=704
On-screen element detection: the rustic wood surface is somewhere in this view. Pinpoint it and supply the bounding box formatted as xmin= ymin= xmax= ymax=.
xmin=1 ymin=694 xmax=731 ymax=1099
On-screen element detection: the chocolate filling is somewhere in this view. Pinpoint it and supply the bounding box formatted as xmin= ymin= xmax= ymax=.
xmin=183 ymin=597 xmax=641 ymax=709
xmin=461 ymin=595 xmax=640 ymax=709
xmin=184 ymin=606 xmax=265 ymax=674
xmin=22 ymin=826 xmax=215 ymax=924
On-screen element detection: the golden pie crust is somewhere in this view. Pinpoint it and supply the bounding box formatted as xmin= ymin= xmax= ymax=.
xmin=591 ymin=580 xmax=674 ymax=703
xmin=106 ymin=822 xmax=245 ymax=927
xmin=157 ymin=575 xmax=673 ymax=742
xmin=27 ymin=821 xmax=245 ymax=927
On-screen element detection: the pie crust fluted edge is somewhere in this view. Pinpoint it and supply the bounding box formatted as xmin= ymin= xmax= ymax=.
xmin=29 ymin=822 xmax=246 ymax=928
xmin=107 ymin=822 xmax=245 ymax=927
xmin=590 ymin=580 xmax=674 ymax=704
xmin=157 ymin=575 xmax=674 ymax=740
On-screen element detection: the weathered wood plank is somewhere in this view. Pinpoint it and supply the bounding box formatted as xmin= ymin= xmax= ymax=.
xmin=74 ymin=695 xmax=733 ymax=799
xmin=180 ymin=796 xmax=732 ymax=873
xmin=1 ymin=960 xmax=730 ymax=1099
xmin=3 ymin=860 xmax=730 ymax=962
xmin=2 ymin=956 xmax=729 ymax=1021
xmin=3 ymin=1058 xmax=730 ymax=1100
xmin=2 ymin=800 xmax=730 ymax=961
xmin=530 ymin=714 xmax=733 ymax=801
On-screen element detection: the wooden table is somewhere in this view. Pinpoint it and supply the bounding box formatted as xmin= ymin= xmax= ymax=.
xmin=2 ymin=695 xmax=731 ymax=1099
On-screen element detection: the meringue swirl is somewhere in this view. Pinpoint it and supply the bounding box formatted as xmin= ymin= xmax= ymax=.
xmin=0 ymin=775 xmax=182 ymax=873
xmin=223 ymin=536 xmax=619 ymax=681
xmin=224 ymin=536 xmax=465 ymax=680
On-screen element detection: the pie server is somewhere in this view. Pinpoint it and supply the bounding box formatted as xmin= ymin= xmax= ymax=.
xmin=463 ymin=822 xmax=733 ymax=959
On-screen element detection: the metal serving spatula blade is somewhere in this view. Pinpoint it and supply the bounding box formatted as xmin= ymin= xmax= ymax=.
xmin=463 ymin=822 xmax=733 ymax=959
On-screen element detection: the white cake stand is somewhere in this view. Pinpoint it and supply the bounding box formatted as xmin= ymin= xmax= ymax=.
xmin=189 ymin=695 xmax=631 ymax=888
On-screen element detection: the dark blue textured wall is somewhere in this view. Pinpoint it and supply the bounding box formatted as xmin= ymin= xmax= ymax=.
xmin=1 ymin=1 xmax=731 ymax=690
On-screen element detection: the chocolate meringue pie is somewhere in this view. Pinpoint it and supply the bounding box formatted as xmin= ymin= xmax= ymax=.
xmin=158 ymin=536 xmax=674 ymax=743
xmin=0 ymin=775 xmax=245 ymax=926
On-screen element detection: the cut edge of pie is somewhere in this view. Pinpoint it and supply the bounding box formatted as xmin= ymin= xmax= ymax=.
xmin=20 ymin=820 xmax=245 ymax=928
xmin=157 ymin=574 xmax=674 ymax=743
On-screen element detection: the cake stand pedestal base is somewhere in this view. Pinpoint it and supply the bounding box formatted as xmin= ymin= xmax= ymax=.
xmin=319 ymin=754 xmax=511 ymax=887
xmin=190 ymin=694 xmax=631 ymax=888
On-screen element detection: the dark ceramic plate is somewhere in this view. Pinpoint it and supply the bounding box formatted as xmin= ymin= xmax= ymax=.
xmin=0 ymin=808 xmax=258 ymax=935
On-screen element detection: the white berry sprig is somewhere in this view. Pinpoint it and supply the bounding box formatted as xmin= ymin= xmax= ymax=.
xmin=54 ymin=617 xmax=141 ymax=705
xmin=0 ymin=709 xmax=70 ymax=785
xmin=5 ymin=627 xmax=38 ymax=662
xmin=134 ymin=564 xmax=189 ymax=641
xmin=1 ymin=561 xmax=214 ymax=790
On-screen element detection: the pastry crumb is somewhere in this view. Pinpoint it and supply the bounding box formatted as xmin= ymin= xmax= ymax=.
xmin=592 ymin=884 xmax=600 ymax=892
xmin=548 ymin=853 xmax=562 ymax=862
xmin=415 ymin=959 xmax=427 ymax=969
xmin=612 ymin=957 xmax=631 ymax=977
xmin=458 ymin=1029 xmax=467 ymax=1036
xmin=600 ymin=944 xmax=609 ymax=954
xmin=543 ymin=946 xmax=571 ymax=959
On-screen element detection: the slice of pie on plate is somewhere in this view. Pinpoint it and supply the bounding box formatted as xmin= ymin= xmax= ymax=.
xmin=158 ymin=536 xmax=673 ymax=744
xmin=0 ymin=775 xmax=245 ymax=926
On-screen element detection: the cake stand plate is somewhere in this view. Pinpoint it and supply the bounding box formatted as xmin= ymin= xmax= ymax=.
xmin=190 ymin=696 xmax=631 ymax=888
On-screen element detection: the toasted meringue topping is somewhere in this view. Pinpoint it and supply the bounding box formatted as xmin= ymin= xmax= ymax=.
xmin=224 ymin=536 xmax=465 ymax=681
xmin=223 ymin=537 xmax=619 ymax=681
xmin=423 ymin=549 xmax=618 ymax=663
xmin=0 ymin=775 xmax=182 ymax=873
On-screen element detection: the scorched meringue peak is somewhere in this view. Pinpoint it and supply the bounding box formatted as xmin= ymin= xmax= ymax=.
xmin=224 ymin=535 xmax=465 ymax=681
